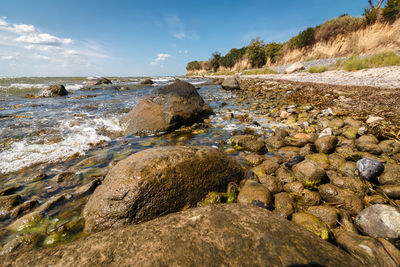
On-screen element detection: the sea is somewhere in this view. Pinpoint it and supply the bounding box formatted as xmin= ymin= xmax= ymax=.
xmin=0 ymin=76 xmax=274 ymax=248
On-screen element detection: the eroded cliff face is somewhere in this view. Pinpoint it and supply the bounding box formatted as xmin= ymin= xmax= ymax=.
xmin=279 ymin=19 xmax=400 ymax=64
xmin=187 ymin=19 xmax=400 ymax=75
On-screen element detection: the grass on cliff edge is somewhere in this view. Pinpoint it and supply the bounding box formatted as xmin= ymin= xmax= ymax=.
xmin=343 ymin=52 xmax=400 ymax=71
xmin=244 ymin=68 xmax=278 ymax=75
xmin=309 ymin=66 xmax=328 ymax=73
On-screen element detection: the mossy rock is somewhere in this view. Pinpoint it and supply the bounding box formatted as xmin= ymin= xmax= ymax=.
xmin=197 ymin=191 xmax=237 ymax=207
xmin=292 ymin=212 xmax=332 ymax=240
xmin=306 ymin=153 xmax=330 ymax=169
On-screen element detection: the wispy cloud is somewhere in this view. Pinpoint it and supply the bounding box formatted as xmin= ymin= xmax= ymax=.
xmin=165 ymin=15 xmax=198 ymax=40
xmin=151 ymin=53 xmax=172 ymax=65
xmin=1 ymin=55 xmax=15 ymax=60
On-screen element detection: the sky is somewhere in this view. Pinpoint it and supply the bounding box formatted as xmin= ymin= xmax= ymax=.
xmin=0 ymin=0 xmax=373 ymax=77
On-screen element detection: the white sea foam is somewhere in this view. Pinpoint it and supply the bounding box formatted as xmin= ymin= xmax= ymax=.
xmin=65 ymin=84 xmax=84 ymax=91
xmin=0 ymin=117 xmax=121 ymax=174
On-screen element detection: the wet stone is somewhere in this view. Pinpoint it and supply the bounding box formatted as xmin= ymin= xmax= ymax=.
xmin=293 ymin=160 xmax=326 ymax=188
xmin=285 ymin=155 xmax=305 ymax=169
xmin=307 ymin=206 xmax=338 ymax=229
xmin=0 ymin=194 xmax=22 ymax=213
xmin=319 ymin=184 xmax=363 ymax=215
xmin=284 ymin=182 xmax=304 ymax=194
xmin=315 ymin=136 xmax=337 ymax=154
xmin=238 ymin=181 xmax=272 ymax=208
xmin=258 ymin=175 xmax=283 ymax=194
xmin=355 ymin=204 xmax=400 ymax=241
xmin=273 ymin=192 xmax=294 ymax=219
xmin=292 ymin=212 xmax=331 ymax=240
xmin=378 ymin=164 xmax=400 ymax=185
xmin=379 ymin=185 xmax=400 ymax=199
xmin=0 ymin=185 xmax=22 ymax=196
xmin=356 ymin=158 xmax=384 ymax=181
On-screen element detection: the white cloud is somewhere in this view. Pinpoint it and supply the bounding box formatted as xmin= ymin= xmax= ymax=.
xmin=0 ymin=17 xmax=110 ymax=75
xmin=173 ymin=32 xmax=186 ymax=40
xmin=151 ymin=53 xmax=172 ymax=65
xmin=15 ymin=33 xmax=73 ymax=45
xmin=1 ymin=55 xmax=14 ymax=60
xmin=29 ymin=54 xmax=50 ymax=60
xmin=0 ymin=17 xmax=8 ymax=27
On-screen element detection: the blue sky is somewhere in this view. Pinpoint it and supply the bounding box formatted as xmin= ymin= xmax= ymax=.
xmin=0 ymin=0 xmax=371 ymax=77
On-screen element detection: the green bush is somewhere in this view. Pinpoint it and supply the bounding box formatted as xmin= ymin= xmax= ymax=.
xmin=265 ymin=42 xmax=283 ymax=63
xmin=287 ymin=27 xmax=316 ymax=49
xmin=383 ymin=0 xmax=400 ymax=22
xmin=210 ymin=52 xmax=221 ymax=72
xmin=309 ymin=66 xmax=328 ymax=73
xmin=186 ymin=61 xmax=202 ymax=71
xmin=363 ymin=7 xmax=379 ymax=25
xmin=314 ymin=16 xmax=364 ymax=42
xmin=343 ymin=52 xmax=400 ymax=71
xmin=219 ymin=47 xmax=247 ymax=68
xmin=246 ymin=38 xmax=266 ymax=68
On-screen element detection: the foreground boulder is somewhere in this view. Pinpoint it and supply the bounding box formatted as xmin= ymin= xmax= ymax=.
xmin=1 ymin=204 xmax=361 ymax=266
xmin=39 ymin=85 xmax=68 ymax=97
xmin=83 ymin=146 xmax=244 ymax=232
xmin=85 ymin=77 xmax=112 ymax=86
xmin=221 ymin=77 xmax=240 ymax=90
xmin=120 ymin=80 xmax=213 ymax=136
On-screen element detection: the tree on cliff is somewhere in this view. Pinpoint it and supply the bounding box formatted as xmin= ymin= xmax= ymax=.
xmin=368 ymin=0 xmax=385 ymax=8
xmin=210 ymin=52 xmax=221 ymax=72
xmin=247 ymin=38 xmax=266 ymax=68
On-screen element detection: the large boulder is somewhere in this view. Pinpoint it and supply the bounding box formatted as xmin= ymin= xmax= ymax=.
xmin=221 ymin=77 xmax=240 ymax=90
xmin=120 ymin=80 xmax=213 ymax=136
xmin=85 ymin=77 xmax=112 ymax=86
xmin=140 ymin=79 xmax=154 ymax=85
xmin=1 ymin=204 xmax=362 ymax=266
xmin=39 ymin=85 xmax=68 ymax=97
xmin=83 ymin=146 xmax=244 ymax=232
xmin=286 ymin=62 xmax=305 ymax=73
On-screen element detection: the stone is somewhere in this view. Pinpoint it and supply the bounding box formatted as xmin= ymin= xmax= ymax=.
xmin=275 ymin=128 xmax=289 ymax=138
xmin=285 ymin=155 xmax=305 ymax=168
xmin=378 ymin=164 xmax=400 ymax=185
xmin=284 ymin=182 xmax=304 ymax=194
xmin=328 ymin=118 xmax=344 ymax=128
xmin=355 ymin=135 xmax=382 ymax=154
xmin=0 ymin=204 xmax=361 ymax=266
xmin=276 ymin=167 xmax=296 ymax=184
xmin=0 ymin=185 xmax=22 ymax=196
xmin=334 ymin=229 xmax=400 ymax=267
xmin=83 ymin=146 xmax=244 ymax=232
xmin=344 ymin=117 xmax=363 ymax=127
xmin=286 ymin=62 xmax=305 ymax=73
xmin=366 ymin=115 xmax=384 ymax=124
xmin=364 ymin=194 xmax=388 ymax=205
xmin=342 ymin=127 xmax=359 ymax=139
xmin=251 ymin=160 xmax=279 ymax=178
xmin=121 ymin=80 xmax=213 ymax=136
xmin=307 ymin=206 xmax=338 ymax=228
xmin=319 ymin=184 xmax=363 ymax=215
xmin=221 ymin=77 xmax=240 ymax=90
xmin=300 ymin=189 xmax=322 ymax=207
xmin=379 ymin=185 xmax=400 ymax=199
xmin=356 ymin=158 xmax=384 ymax=181
xmin=315 ymin=136 xmax=337 ymax=154
xmin=293 ymin=160 xmax=326 ymax=187
xmin=319 ymin=128 xmax=333 ymax=138
xmin=10 ymin=198 xmax=39 ymax=219
xmin=327 ymin=171 xmax=368 ymax=197
xmin=292 ymin=212 xmax=331 ymax=240
xmin=258 ymin=175 xmax=283 ymax=194
xmin=283 ymin=137 xmax=309 ymax=148
xmin=85 ymin=78 xmax=112 ymax=86
xmin=230 ymin=135 xmax=267 ymax=154
xmin=266 ymin=136 xmax=284 ymax=149
xmin=306 ymin=153 xmax=330 ymax=169
xmin=140 ymin=79 xmax=154 ymax=85
xmin=273 ymin=192 xmax=294 ymax=219
xmin=0 ymin=194 xmax=22 ymax=213
xmin=0 ymin=233 xmax=41 ymax=256
xmin=355 ymin=204 xmax=400 ymax=241
xmin=242 ymin=153 xmax=265 ymax=166
xmin=294 ymin=133 xmax=311 ymax=139
xmin=379 ymin=139 xmax=400 ymax=154
xmin=300 ymin=143 xmax=316 ymax=156
xmin=39 ymin=85 xmax=68 ymax=97
xmin=238 ymin=181 xmax=272 ymax=208
xmin=280 ymin=111 xmax=290 ymax=119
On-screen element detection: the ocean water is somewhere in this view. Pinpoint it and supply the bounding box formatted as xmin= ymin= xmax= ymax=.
xmin=0 ymin=76 xmax=274 ymax=248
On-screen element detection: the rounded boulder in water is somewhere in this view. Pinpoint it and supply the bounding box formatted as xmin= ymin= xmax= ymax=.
xmin=356 ymin=158 xmax=384 ymax=181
